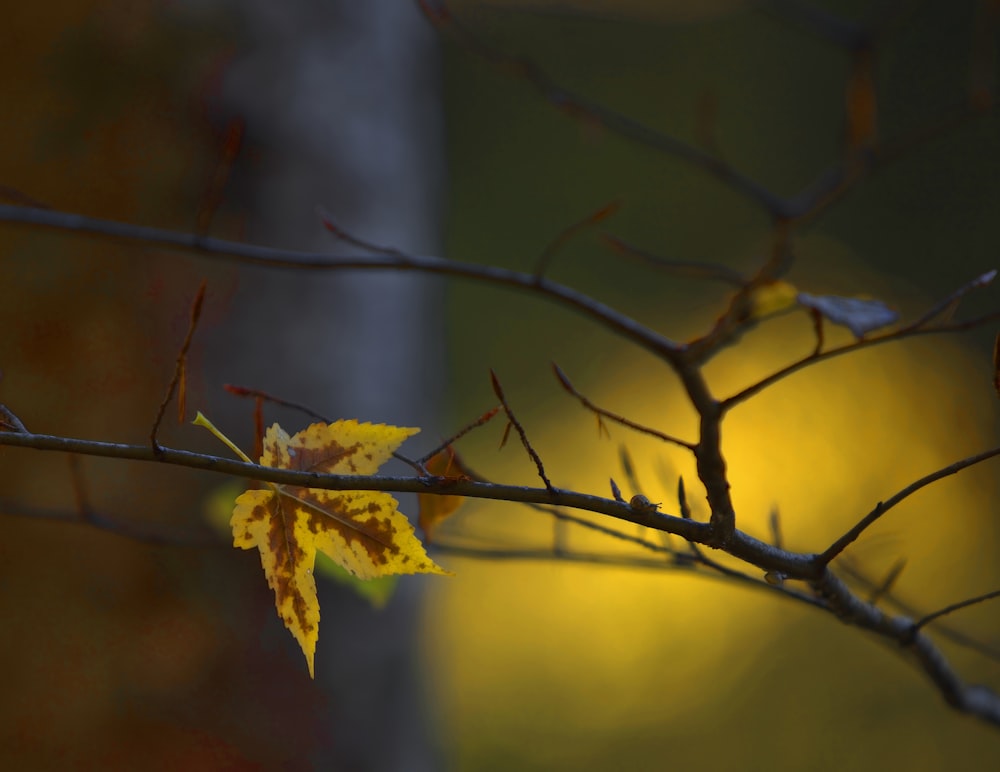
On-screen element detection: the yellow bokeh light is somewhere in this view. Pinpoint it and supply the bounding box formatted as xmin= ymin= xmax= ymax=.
xmin=422 ymin=258 xmax=1000 ymax=768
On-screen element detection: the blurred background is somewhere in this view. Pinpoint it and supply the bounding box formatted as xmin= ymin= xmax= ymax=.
xmin=1 ymin=0 xmax=1000 ymax=769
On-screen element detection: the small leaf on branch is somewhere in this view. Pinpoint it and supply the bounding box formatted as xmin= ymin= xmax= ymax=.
xmin=797 ymin=292 xmax=898 ymax=338
xmin=749 ymin=279 xmax=799 ymax=319
xmin=418 ymin=447 xmax=474 ymax=540
xmin=195 ymin=413 xmax=448 ymax=677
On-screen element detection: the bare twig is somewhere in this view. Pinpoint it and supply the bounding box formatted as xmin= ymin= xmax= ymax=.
xmin=787 ymin=99 xmax=997 ymax=222
xmin=602 ymin=235 xmax=747 ymax=287
xmin=417 ymin=406 xmax=501 ymax=466
xmin=817 ymin=445 xmax=1000 ymax=565
xmin=431 ymin=541 xmax=824 ymax=608
xmin=901 ymin=269 xmax=998 ymax=331
xmin=721 ymin=308 xmax=1000 ymax=411
xmin=0 ymin=185 xmax=50 ymax=209
xmin=677 ymin=476 xmax=693 ymax=521
xmin=415 ymin=0 xmax=788 ymax=216
xmin=318 ymin=206 xmax=409 ymax=257
xmin=196 ymin=118 xmax=244 ymax=237
xmin=808 ymin=307 xmax=825 ymax=356
xmin=224 ymin=383 xmax=332 ymax=423
xmin=769 ymin=506 xmax=784 ymax=551
xmin=553 ymin=363 xmax=696 ymax=450
xmin=684 ymin=243 xmax=795 ymax=362
xmin=867 ymin=557 xmax=907 ymax=606
xmin=617 ymin=445 xmax=642 ymax=496
xmin=150 ymin=281 xmax=207 ymax=454
xmin=838 ymin=558 xmax=1000 ymax=662
xmin=0 ymin=404 xmax=28 ymax=433
xmin=490 ymin=369 xmax=553 ymax=491
xmin=534 ymin=200 xmax=620 ymax=279
xmin=910 ymin=589 xmax=1000 ymax=637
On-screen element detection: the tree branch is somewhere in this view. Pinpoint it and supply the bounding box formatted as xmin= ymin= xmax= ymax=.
xmin=0 ymin=204 xmax=681 ymax=363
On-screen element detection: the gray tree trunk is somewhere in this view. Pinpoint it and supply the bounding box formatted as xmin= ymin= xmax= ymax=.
xmin=200 ymin=1 xmax=446 ymax=767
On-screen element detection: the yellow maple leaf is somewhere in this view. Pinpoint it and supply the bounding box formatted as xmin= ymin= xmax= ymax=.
xmin=195 ymin=414 xmax=448 ymax=678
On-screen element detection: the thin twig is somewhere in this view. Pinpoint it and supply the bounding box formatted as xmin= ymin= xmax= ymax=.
xmin=602 ymin=235 xmax=746 ymax=286
xmin=0 ymin=404 xmax=28 ymax=433
xmin=150 ymin=281 xmax=207 ymax=454
xmin=808 ymin=307 xmax=825 ymax=356
xmin=817 ymin=445 xmax=1000 ymax=565
xmin=553 ymin=363 xmax=696 ymax=450
xmin=224 ymin=383 xmax=428 ymax=472
xmin=910 ymin=589 xmax=1000 ymax=636
xmin=769 ymin=506 xmax=784 ymax=550
xmin=683 ymin=244 xmax=796 ymax=362
xmin=431 ymin=541 xmax=824 ymax=608
xmin=786 ymin=99 xmax=997 ymax=222
xmin=721 ymin=309 xmax=1000 ymax=410
xmin=417 ymin=406 xmax=501 ymax=466
xmin=838 ymin=558 xmax=1000 ymax=662
xmin=514 ymin=503 xmax=687 ymax=559
xmin=901 ymin=269 xmax=998 ymax=331
xmin=677 ymin=476 xmax=693 ymax=521
xmin=618 ymin=445 xmax=641 ymax=495
xmin=416 ymin=0 xmax=787 ymax=216
xmin=318 ymin=206 xmax=408 ymax=257
xmin=867 ymin=557 xmax=907 ymax=606
xmin=224 ymin=383 xmax=332 ymax=423
xmin=490 ymin=369 xmax=553 ymax=491
xmin=534 ymin=200 xmax=620 ymax=279
xmin=197 ymin=118 xmax=244 ymax=237
xmin=0 ymin=185 xmax=50 ymax=209
xmin=0 ymin=498 xmax=225 ymax=547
